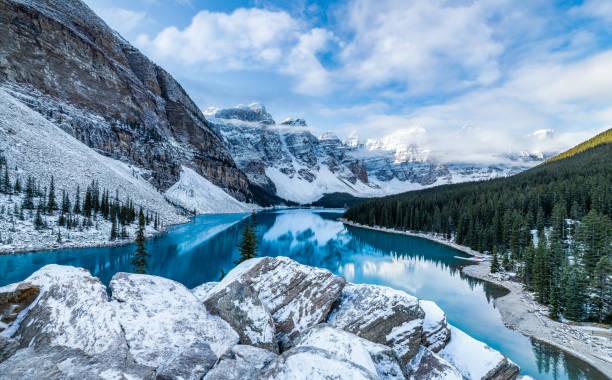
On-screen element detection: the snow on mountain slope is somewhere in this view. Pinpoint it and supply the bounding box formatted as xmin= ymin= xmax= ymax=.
xmin=205 ymin=103 xmax=543 ymax=204
xmin=0 ymin=88 xmax=185 ymax=225
xmin=165 ymin=167 xmax=256 ymax=214
xmin=0 ymin=0 xmax=250 ymax=200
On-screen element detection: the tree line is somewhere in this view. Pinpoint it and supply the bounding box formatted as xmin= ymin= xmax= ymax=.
xmin=0 ymin=152 xmax=161 ymax=243
xmin=345 ymin=142 xmax=612 ymax=322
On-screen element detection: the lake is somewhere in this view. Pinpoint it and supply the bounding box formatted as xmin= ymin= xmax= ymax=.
xmin=0 ymin=209 xmax=606 ymax=380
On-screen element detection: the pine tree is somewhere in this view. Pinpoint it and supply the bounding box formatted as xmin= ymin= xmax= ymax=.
xmin=235 ymin=212 xmax=259 ymax=265
xmin=3 ymin=165 xmax=9 ymax=194
xmin=591 ymin=256 xmax=612 ymax=322
xmin=34 ymin=208 xmax=44 ymax=230
xmin=47 ymin=176 xmax=56 ymax=213
xmin=548 ymin=283 xmax=561 ymax=320
xmin=490 ymin=247 xmax=500 ymax=273
xmin=110 ymin=216 xmax=118 ymax=240
xmin=563 ymin=265 xmax=588 ymax=321
xmin=131 ymin=212 xmax=150 ymax=274
xmin=533 ymin=231 xmax=550 ymax=303
xmin=74 ymin=186 xmax=81 ymax=214
xmin=13 ymin=176 xmax=21 ymax=193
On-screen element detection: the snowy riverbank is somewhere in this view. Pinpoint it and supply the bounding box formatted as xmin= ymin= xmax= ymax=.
xmin=340 ymin=219 xmax=612 ymax=378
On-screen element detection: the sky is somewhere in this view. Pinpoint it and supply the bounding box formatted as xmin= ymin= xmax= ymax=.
xmin=84 ymin=0 xmax=612 ymax=163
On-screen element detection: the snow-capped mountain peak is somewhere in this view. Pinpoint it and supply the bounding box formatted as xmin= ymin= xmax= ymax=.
xmin=207 ymin=103 xmax=275 ymax=125
xmin=204 ymin=104 xmax=546 ymax=204
xmin=280 ymin=117 xmax=307 ymax=127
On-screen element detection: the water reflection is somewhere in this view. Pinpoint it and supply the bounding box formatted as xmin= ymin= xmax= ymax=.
xmin=0 ymin=210 xmax=606 ymax=380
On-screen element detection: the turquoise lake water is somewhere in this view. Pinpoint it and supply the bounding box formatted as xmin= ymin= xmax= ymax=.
xmin=0 ymin=209 xmax=606 ymax=379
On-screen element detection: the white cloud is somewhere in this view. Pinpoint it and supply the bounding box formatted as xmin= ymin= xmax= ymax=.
xmin=282 ymin=28 xmax=336 ymax=95
xmin=336 ymin=0 xmax=505 ymax=93
xmin=339 ymin=49 xmax=612 ymax=162
xmin=570 ymin=0 xmax=612 ymax=23
xmin=137 ymin=8 xmax=300 ymax=69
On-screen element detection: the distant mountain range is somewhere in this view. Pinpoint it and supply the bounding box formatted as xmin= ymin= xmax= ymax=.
xmin=204 ymin=103 xmax=552 ymax=204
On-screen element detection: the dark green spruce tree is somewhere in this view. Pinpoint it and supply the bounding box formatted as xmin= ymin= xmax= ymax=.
xmin=131 ymin=212 xmax=150 ymax=274
xmin=235 ymin=211 xmax=259 ymax=265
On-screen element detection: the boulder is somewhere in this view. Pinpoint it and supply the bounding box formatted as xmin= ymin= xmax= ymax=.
xmin=0 ymin=346 xmax=155 ymax=380
xmin=109 ymin=272 xmax=238 ymax=368
xmin=419 ymin=300 xmax=451 ymax=352
xmin=439 ymin=326 xmax=520 ymax=380
xmin=0 ymin=282 xmax=40 ymax=333
xmin=406 ymin=346 xmax=462 ymax=380
xmin=294 ymin=324 xmax=378 ymax=375
xmin=359 ymin=338 xmax=408 ymax=380
xmin=9 ymin=265 xmax=127 ymax=358
xmin=191 ymin=282 xmax=219 ymax=302
xmin=203 ymin=280 xmax=278 ymax=352
xmin=328 ymin=283 xmax=424 ymax=363
xmin=0 ymin=336 xmax=19 ymax=363
xmin=260 ymin=346 xmax=378 ymax=380
xmin=217 ymin=257 xmax=346 ymax=350
xmin=155 ymin=342 xmax=217 ymax=380
xmin=203 ymin=345 xmax=277 ymax=380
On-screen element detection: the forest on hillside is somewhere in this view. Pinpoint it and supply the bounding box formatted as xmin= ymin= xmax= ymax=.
xmin=344 ymin=142 xmax=612 ymax=322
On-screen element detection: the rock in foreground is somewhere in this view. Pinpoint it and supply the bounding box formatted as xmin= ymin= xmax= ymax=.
xmin=328 ymin=283 xmax=424 ymax=363
xmin=215 ymin=257 xmax=346 ymax=350
xmin=0 ymin=259 xmax=520 ymax=380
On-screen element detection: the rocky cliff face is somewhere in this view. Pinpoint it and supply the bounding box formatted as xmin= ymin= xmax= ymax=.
xmin=0 ymin=0 xmax=250 ymax=201
xmin=0 ymin=258 xmax=521 ymax=379
xmin=205 ymin=103 xmax=541 ymax=204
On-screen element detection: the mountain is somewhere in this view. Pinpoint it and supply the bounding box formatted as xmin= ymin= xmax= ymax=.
xmin=205 ymin=103 xmax=545 ymax=204
xmin=543 ymin=128 xmax=611 ymax=164
xmin=0 ymin=0 xmax=252 ymax=208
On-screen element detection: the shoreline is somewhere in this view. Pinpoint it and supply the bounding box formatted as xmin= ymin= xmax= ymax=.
xmin=0 ymin=209 xmax=256 ymax=256
xmin=340 ymin=218 xmax=612 ymax=377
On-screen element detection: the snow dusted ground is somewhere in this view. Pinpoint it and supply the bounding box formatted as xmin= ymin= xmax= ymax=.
xmin=0 ymin=88 xmax=185 ymax=224
xmin=165 ymin=166 xmax=256 ymax=214
xmin=0 ymin=193 xmax=159 ymax=254
xmin=439 ymin=325 xmax=511 ymax=379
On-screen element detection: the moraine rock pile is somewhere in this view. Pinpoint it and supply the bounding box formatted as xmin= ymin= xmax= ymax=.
xmin=0 ymin=257 xmax=520 ymax=379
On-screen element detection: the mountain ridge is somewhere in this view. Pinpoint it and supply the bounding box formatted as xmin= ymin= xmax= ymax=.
xmin=205 ymin=103 xmax=547 ymax=204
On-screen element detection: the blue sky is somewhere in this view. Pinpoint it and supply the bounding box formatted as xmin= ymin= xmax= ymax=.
xmin=84 ymin=0 xmax=612 ymax=162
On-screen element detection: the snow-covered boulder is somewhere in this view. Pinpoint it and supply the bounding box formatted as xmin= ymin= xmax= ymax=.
xmin=0 ymin=336 xmax=19 ymax=362
xmin=0 ymin=345 xmax=155 ymax=379
xmin=8 ymin=265 xmax=127 ymax=359
xmin=406 ymin=346 xmax=462 ymax=380
xmin=359 ymin=338 xmax=408 ymax=380
xmin=420 ymin=300 xmax=451 ymax=352
xmin=0 ymin=282 xmax=40 ymax=333
xmin=203 ymin=345 xmax=277 ymax=380
xmin=109 ymin=272 xmax=239 ymax=368
xmin=203 ymin=280 xmax=278 ymax=352
xmin=328 ymin=283 xmax=424 ymax=363
xmin=192 ymin=282 xmax=219 ymax=301
xmin=294 ymin=324 xmax=378 ymax=375
xmin=439 ymin=326 xmax=520 ymax=380
xmin=260 ymin=346 xmax=378 ymax=380
xmin=217 ymin=257 xmax=346 ymax=350
xmin=155 ymin=342 xmax=217 ymax=380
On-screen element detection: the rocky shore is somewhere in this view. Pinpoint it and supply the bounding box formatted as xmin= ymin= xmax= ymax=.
xmin=0 ymin=257 xmax=520 ymax=379
xmin=340 ymin=219 xmax=612 ymax=378
xmin=463 ymin=261 xmax=612 ymax=377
